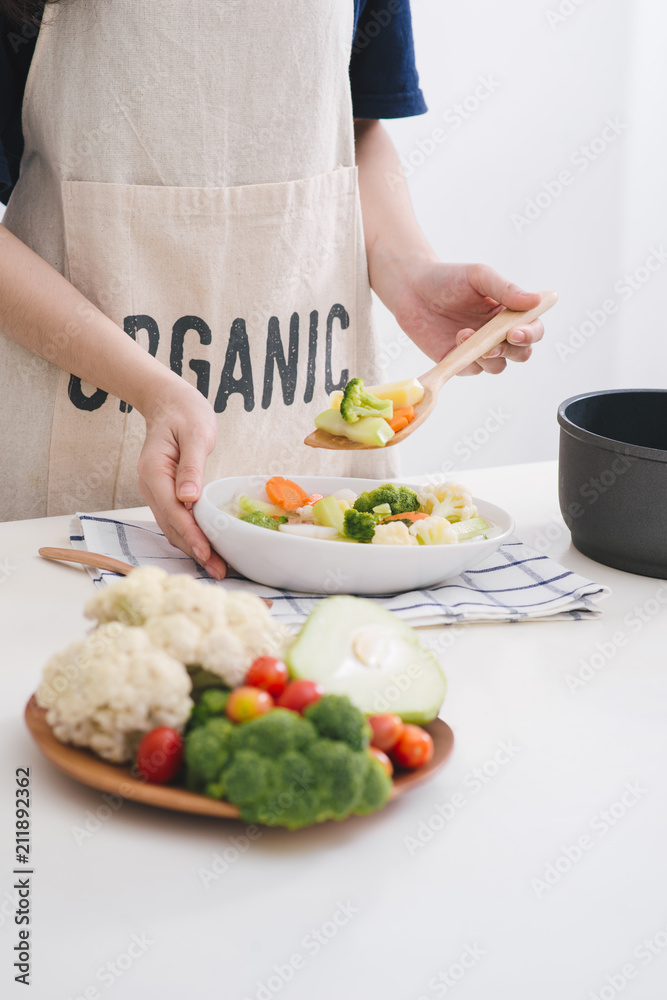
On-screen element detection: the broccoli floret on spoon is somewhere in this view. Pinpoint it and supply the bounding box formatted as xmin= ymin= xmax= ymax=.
xmin=340 ymin=378 xmax=393 ymax=424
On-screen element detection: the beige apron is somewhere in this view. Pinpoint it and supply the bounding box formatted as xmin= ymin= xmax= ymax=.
xmin=1 ymin=0 xmax=398 ymax=520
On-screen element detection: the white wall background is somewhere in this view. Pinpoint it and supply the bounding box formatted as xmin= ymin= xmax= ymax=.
xmin=3 ymin=0 xmax=665 ymax=482
xmin=381 ymin=0 xmax=667 ymax=479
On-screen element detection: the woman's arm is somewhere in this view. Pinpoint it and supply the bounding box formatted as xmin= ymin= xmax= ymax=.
xmin=0 ymin=224 xmax=225 ymax=577
xmin=354 ymin=118 xmax=544 ymax=373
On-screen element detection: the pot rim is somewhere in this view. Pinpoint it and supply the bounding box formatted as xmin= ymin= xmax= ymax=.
xmin=557 ymin=389 xmax=667 ymax=464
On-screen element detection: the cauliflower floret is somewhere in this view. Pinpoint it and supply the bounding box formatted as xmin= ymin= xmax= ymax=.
xmin=144 ymin=613 xmax=202 ymax=664
xmin=36 ymin=622 xmax=192 ymax=762
xmin=417 ymin=481 xmax=477 ymax=522
xmin=409 ymin=516 xmax=459 ymax=546
xmin=294 ymin=504 xmax=316 ymax=521
xmin=371 ymin=522 xmax=418 ymax=546
xmin=85 ymin=568 xmax=291 ymax=688
xmin=85 ymin=566 xmax=167 ymax=625
xmin=332 ymin=488 xmax=358 ymax=502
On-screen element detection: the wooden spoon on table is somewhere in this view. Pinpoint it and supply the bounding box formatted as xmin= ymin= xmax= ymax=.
xmin=304 ymin=289 xmax=558 ymax=450
xmin=39 ymin=547 xmax=135 ymax=575
xmin=37 ymin=547 xmax=272 ymax=607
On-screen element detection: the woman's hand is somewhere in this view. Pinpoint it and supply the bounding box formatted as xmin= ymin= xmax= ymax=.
xmin=353 ymin=120 xmax=545 ymax=373
xmin=137 ymin=377 xmax=226 ymax=580
xmin=374 ymin=258 xmax=545 ymax=374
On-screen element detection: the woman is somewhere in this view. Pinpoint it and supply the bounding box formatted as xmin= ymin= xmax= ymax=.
xmin=0 ymin=0 xmax=543 ymax=579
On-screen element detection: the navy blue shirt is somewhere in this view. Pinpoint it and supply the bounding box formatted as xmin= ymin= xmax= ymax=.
xmin=0 ymin=0 xmax=426 ymax=205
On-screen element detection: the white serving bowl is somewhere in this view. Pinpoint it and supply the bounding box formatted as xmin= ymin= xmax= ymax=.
xmin=193 ymin=476 xmax=514 ymax=595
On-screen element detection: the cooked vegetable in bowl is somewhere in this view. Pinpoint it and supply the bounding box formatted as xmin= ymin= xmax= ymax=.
xmin=193 ymin=475 xmax=514 ymax=594
xmin=227 ymin=476 xmax=491 ymax=546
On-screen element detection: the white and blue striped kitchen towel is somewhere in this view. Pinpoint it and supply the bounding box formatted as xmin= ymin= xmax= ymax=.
xmin=70 ymin=514 xmax=610 ymax=628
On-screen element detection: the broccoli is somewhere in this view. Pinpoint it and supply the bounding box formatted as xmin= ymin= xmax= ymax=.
xmin=353 ymin=484 xmax=419 ymax=516
xmin=230 ymin=708 xmax=318 ymax=756
xmin=222 ymin=750 xmax=276 ymax=807
xmin=354 ymin=755 xmax=393 ymax=816
xmin=204 ymin=779 xmax=227 ymax=800
xmin=304 ymin=694 xmax=371 ymax=751
xmin=184 ymin=717 xmax=235 ymax=790
xmin=343 ymin=508 xmax=378 ymax=543
xmin=190 ymin=699 xmax=391 ymax=829
xmin=188 ymin=667 xmax=231 ymax=696
xmin=261 ymin=751 xmax=320 ymax=828
xmin=339 ymin=377 xmax=393 ymax=424
xmin=187 ymin=687 xmax=230 ymax=731
xmin=309 ymin=740 xmax=367 ymax=821
xmin=240 ymin=511 xmax=287 ymax=530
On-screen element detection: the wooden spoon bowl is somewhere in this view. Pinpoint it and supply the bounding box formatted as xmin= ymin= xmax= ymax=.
xmin=305 ymin=290 xmax=558 ymax=450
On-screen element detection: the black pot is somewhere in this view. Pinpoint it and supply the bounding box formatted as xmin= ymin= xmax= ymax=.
xmin=557 ymin=390 xmax=667 ymax=578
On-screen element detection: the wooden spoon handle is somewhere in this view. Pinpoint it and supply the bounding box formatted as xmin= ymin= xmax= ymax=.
xmin=38 ymin=547 xmax=273 ymax=607
xmin=38 ymin=547 xmax=135 ymax=576
xmin=420 ymin=289 xmax=558 ymax=388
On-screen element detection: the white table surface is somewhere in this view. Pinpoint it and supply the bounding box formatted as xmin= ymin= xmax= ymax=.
xmin=2 ymin=460 xmax=666 ymax=1000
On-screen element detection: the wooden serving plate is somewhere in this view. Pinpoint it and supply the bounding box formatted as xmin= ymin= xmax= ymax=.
xmin=25 ymin=696 xmax=454 ymax=822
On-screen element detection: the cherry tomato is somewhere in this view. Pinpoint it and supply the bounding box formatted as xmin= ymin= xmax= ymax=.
xmin=368 ymin=713 xmax=404 ymax=752
xmin=369 ymin=746 xmax=393 ymax=778
xmin=390 ymin=725 xmax=434 ymax=770
xmin=244 ymin=656 xmax=289 ymax=697
xmin=276 ymin=679 xmax=324 ymax=714
xmin=226 ymin=686 xmax=274 ymax=723
xmin=136 ymin=727 xmax=183 ymax=784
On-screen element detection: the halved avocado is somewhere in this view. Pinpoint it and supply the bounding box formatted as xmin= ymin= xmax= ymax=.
xmin=286 ymin=596 xmax=446 ymax=723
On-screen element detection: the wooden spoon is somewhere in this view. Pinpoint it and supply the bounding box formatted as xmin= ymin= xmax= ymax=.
xmin=37 ymin=547 xmax=273 ymax=607
xmin=304 ymin=289 xmax=558 ymax=450
xmin=39 ymin=546 xmax=136 ymax=575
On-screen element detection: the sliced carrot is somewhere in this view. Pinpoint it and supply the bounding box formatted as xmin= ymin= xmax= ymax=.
xmin=265 ymin=476 xmax=309 ymax=511
xmin=383 ymin=511 xmax=429 ymax=523
xmin=388 ymin=416 xmax=409 ymax=433
xmin=303 ymin=493 xmax=324 ymax=506
xmin=387 ymin=406 xmax=415 ymax=433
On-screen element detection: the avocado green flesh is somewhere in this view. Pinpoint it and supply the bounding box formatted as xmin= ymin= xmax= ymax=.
xmin=286 ymin=596 xmax=446 ymax=724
